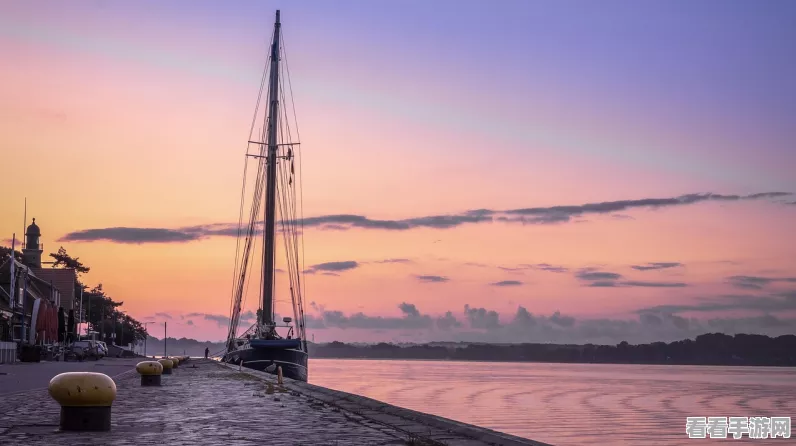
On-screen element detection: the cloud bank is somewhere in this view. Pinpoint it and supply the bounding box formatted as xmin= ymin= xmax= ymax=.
xmin=59 ymin=191 xmax=791 ymax=243
xmin=303 ymin=291 xmax=796 ymax=344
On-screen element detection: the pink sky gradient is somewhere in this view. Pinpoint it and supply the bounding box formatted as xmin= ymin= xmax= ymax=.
xmin=2 ymin=1 xmax=794 ymax=342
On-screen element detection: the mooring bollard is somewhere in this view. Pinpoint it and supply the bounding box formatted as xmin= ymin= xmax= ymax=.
xmin=277 ymin=366 xmax=284 ymax=385
xmin=136 ymin=361 xmax=163 ymax=386
xmin=171 ymin=357 xmax=180 ymax=368
xmin=239 ymin=359 xmax=243 ymax=371
xmin=158 ymin=358 xmax=174 ymax=375
xmin=48 ymin=372 xmax=117 ymax=432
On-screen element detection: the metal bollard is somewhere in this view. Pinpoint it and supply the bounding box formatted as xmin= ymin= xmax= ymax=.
xmin=136 ymin=361 xmax=163 ymax=386
xmin=48 ymin=372 xmax=117 ymax=431
xmin=158 ymin=358 xmax=174 ymax=375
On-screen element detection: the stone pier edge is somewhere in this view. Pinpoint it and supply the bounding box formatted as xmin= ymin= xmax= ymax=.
xmin=219 ymin=362 xmax=552 ymax=446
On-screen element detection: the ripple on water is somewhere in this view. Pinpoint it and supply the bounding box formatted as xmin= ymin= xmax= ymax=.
xmin=309 ymin=360 xmax=796 ymax=446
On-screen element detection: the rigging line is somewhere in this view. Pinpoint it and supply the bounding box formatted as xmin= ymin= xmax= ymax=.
xmin=227 ymin=29 xmax=276 ymax=347
xmin=227 ymin=155 xmax=248 ymax=322
xmin=276 ymin=199 xmax=302 ymax=336
xmin=228 ymin=27 xmax=273 ymax=334
xmin=279 ymin=94 xmax=303 ymax=337
xmin=278 ymin=74 xmax=306 ymax=340
xmin=236 ymin=50 xmax=275 ymax=340
xmin=229 ymin=142 xmax=268 ymax=342
xmin=278 ymin=91 xmax=302 ymax=314
xmin=258 ymin=33 xmax=303 ymax=341
xmin=231 ymin=144 xmax=267 ymax=321
xmin=275 ymin=112 xmax=297 ymax=308
xmin=275 ymin=179 xmax=297 ymax=324
xmin=281 ymin=29 xmax=308 ymax=339
xmin=238 ymin=200 xmax=263 ymax=338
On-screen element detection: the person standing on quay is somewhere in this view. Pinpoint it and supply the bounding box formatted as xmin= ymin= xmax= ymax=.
xmin=205 ymin=347 xmax=209 ymax=359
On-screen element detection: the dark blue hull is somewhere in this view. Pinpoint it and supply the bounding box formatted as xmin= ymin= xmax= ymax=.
xmin=223 ymin=346 xmax=308 ymax=382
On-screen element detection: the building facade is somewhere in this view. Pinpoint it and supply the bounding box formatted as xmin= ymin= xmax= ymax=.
xmin=1 ymin=218 xmax=76 ymax=344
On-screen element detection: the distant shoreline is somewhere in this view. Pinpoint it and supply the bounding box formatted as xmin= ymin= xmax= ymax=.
xmin=146 ymin=332 xmax=796 ymax=367
xmin=308 ymin=355 xmax=796 ymax=368
xmin=307 ymin=333 xmax=796 ymax=367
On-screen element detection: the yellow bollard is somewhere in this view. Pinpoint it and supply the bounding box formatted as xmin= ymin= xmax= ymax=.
xmin=171 ymin=357 xmax=180 ymax=368
xmin=48 ymin=372 xmax=117 ymax=431
xmin=158 ymin=358 xmax=174 ymax=375
xmin=136 ymin=361 xmax=163 ymax=386
xmin=277 ymin=366 xmax=284 ymax=385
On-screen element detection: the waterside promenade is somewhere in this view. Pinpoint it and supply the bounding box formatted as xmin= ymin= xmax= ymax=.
xmin=0 ymin=358 xmax=550 ymax=446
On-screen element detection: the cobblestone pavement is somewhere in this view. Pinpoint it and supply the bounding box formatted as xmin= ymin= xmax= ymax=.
xmin=0 ymin=359 xmax=420 ymax=446
xmin=0 ymin=358 xmax=141 ymax=395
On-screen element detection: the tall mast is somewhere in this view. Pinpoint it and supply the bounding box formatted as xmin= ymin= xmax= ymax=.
xmin=261 ymin=10 xmax=281 ymax=327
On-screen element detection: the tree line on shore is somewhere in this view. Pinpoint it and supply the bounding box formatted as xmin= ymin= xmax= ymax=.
xmin=115 ymin=332 xmax=796 ymax=366
xmin=308 ymin=333 xmax=796 ymax=366
xmin=2 ymin=245 xmax=148 ymax=346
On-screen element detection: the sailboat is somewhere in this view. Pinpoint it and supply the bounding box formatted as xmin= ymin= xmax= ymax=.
xmin=222 ymin=10 xmax=309 ymax=382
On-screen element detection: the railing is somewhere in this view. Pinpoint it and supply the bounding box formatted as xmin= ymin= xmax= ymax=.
xmin=0 ymin=341 xmax=17 ymax=364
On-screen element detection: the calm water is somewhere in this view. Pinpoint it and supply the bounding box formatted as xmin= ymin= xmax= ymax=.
xmin=309 ymin=359 xmax=796 ymax=445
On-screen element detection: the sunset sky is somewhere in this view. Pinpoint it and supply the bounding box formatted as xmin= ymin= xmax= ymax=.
xmin=2 ymin=0 xmax=795 ymax=344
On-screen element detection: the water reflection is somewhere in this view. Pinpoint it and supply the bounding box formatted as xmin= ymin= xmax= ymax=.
xmin=310 ymin=359 xmax=796 ymax=445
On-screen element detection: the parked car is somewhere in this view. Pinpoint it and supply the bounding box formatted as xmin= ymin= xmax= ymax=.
xmin=96 ymin=341 xmax=108 ymax=358
xmin=69 ymin=340 xmax=101 ymax=361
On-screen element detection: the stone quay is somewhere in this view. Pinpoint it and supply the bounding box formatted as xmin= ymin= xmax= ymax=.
xmin=0 ymin=359 xmax=549 ymax=446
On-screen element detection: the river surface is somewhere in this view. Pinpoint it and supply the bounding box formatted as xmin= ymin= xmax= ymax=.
xmin=309 ymin=359 xmax=796 ymax=445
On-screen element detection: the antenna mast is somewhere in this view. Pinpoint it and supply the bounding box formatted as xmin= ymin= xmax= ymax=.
xmin=22 ymin=198 xmax=26 ymax=249
xmin=261 ymin=10 xmax=282 ymax=329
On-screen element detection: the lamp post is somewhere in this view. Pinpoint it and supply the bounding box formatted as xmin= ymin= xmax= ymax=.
xmin=142 ymin=321 xmax=154 ymax=357
xmin=119 ymin=311 xmax=125 ymax=349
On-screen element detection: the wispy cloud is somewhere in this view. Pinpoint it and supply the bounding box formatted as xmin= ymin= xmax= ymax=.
xmin=576 ymin=268 xmax=688 ymax=288
xmin=616 ymin=281 xmax=688 ymax=288
xmin=497 ymin=192 xmax=790 ymax=225
xmin=726 ymin=275 xmax=796 ymax=290
xmin=304 ymin=261 xmax=359 ymax=275
xmin=415 ymin=275 xmax=449 ymax=283
xmin=631 ymin=262 xmax=684 ymax=271
xmin=184 ymin=310 xmax=256 ymax=327
xmin=154 ymin=312 xmax=172 ymax=319
xmin=306 ymin=302 xmax=454 ymax=330
xmin=61 ymin=227 xmax=201 ymax=243
xmin=611 ymin=214 xmax=635 ymax=220
xmin=490 ymin=280 xmax=523 ymax=287
xmin=498 ymin=263 xmax=569 ymax=274
xmin=58 ymin=192 xmax=791 ymax=243
xmin=638 ymin=290 xmax=796 ymax=314
xmin=576 ymin=269 xmax=623 ymax=281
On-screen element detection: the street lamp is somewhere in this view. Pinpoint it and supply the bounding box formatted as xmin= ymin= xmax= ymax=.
xmin=142 ymin=321 xmax=154 ymax=357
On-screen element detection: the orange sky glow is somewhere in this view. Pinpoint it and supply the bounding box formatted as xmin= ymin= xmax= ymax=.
xmin=2 ymin=1 xmax=794 ymax=343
